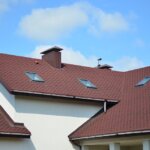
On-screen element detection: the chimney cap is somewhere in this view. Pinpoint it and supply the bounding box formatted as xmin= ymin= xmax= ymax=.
xmin=41 ymin=46 xmax=63 ymax=54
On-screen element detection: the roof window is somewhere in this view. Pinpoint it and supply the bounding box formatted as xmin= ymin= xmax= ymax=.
xmin=136 ymin=76 xmax=150 ymax=86
xmin=79 ymin=79 xmax=96 ymax=89
xmin=25 ymin=72 xmax=44 ymax=82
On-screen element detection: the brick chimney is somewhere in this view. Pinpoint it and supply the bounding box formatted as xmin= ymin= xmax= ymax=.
xmin=41 ymin=46 xmax=63 ymax=68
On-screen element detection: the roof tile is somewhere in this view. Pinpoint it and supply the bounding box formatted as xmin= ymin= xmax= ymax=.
xmin=0 ymin=105 xmax=31 ymax=137
xmin=1 ymin=53 xmax=150 ymax=139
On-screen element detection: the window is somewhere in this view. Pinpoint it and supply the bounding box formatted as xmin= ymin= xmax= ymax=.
xmin=25 ymin=72 xmax=44 ymax=82
xmin=136 ymin=76 xmax=150 ymax=86
xmin=79 ymin=79 xmax=96 ymax=89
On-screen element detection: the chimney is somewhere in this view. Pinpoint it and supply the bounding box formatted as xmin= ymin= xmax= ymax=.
xmin=41 ymin=46 xmax=63 ymax=68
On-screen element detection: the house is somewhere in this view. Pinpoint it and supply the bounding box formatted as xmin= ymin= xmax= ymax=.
xmin=0 ymin=46 xmax=150 ymax=150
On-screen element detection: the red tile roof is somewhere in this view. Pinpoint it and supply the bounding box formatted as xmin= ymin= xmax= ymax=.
xmin=0 ymin=53 xmax=123 ymax=101
xmin=0 ymin=53 xmax=150 ymax=140
xmin=69 ymin=67 xmax=150 ymax=140
xmin=0 ymin=105 xmax=31 ymax=138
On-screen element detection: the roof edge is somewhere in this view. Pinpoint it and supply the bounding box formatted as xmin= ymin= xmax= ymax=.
xmin=69 ymin=129 xmax=150 ymax=141
xmin=12 ymin=90 xmax=119 ymax=103
xmin=0 ymin=132 xmax=31 ymax=138
xmin=0 ymin=105 xmax=31 ymax=138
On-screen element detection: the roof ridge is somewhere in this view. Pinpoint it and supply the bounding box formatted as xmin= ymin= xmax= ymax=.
xmin=63 ymin=63 xmax=123 ymax=73
xmin=0 ymin=53 xmax=40 ymax=61
xmin=0 ymin=53 xmax=123 ymax=72
xmin=63 ymin=63 xmax=97 ymax=69
xmin=125 ymin=66 xmax=150 ymax=73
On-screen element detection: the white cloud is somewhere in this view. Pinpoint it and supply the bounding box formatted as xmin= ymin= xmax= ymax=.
xmin=0 ymin=0 xmax=35 ymax=12
xmin=108 ymin=56 xmax=144 ymax=71
xmin=0 ymin=0 xmax=9 ymax=12
xmin=19 ymin=3 xmax=88 ymax=40
xmin=0 ymin=4 xmax=7 ymax=13
xmin=62 ymin=46 xmax=97 ymax=67
xmin=88 ymin=10 xmax=129 ymax=36
xmin=98 ymin=11 xmax=128 ymax=33
xmin=19 ymin=2 xmax=130 ymax=40
xmin=30 ymin=45 xmax=144 ymax=71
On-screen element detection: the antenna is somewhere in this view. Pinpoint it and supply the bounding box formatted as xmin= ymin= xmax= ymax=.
xmin=97 ymin=58 xmax=102 ymax=66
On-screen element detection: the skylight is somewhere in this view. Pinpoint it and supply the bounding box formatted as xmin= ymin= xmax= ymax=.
xmin=25 ymin=72 xmax=44 ymax=82
xmin=136 ymin=76 xmax=150 ymax=86
xmin=79 ymin=79 xmax=96 ymax=89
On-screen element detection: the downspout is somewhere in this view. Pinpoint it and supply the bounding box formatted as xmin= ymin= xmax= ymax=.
xmin=104 ymin=100 xmax=107 ymax=112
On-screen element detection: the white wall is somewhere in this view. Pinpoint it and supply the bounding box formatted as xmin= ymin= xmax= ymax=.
xmin=0 ymin=83 xmax=16 ymax=119
xmin=0 ymin=84 xmax=145 ymax=150
xmin=0 ymin=138 xmax=36 ymax=150
xmin=15 ymin=95 xmax=102 ymax=150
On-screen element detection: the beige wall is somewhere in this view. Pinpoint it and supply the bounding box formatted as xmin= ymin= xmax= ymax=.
xmin=0 ymin=83 xmax=16 ymax=119
xmin=15 ymin=95 xmax=102 ymax=150
xmin=0 ymin=138 xmax=36 ymax=150
xmin=0 ymin=84 xmax=144 ymax=150
xmin=0 ymin=83 xmax=102 ymax=150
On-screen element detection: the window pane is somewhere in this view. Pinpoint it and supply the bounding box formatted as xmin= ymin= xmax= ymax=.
xmin=79 ymin=79 xmax=96 ymax=89
xmin=136 ymin=77 xmax=150 ymax=86
xmin=25 ymin=72 xmax=44 ymax=82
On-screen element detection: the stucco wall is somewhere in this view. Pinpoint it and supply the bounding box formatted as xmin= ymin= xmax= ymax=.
xmin=0 ymin=83 xmax=16 ymax=119
xmin=0 ymin=138 xmax=36 ymax=150
xmin=0 ymin=84 xmax=102 ymax=150
xmin=14 ymin=95 xmax=102 ymax=150
xmin=0 ymin=84 xmax=145 ymax=150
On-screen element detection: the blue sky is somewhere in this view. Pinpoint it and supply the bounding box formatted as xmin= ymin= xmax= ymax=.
xmin=0 ymin=0 xmax=150 ymax=71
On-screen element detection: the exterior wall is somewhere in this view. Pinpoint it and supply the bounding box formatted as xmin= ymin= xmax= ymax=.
xmin=86 ymin=145 xmax=142 ymax=150
xmin=88 ymin=145 xmax=108 ymax=150
xmin=0 ymin=83 xmax=16 ymax=119
xmin=80 ymin=134 xmax=149 ymax=150
xmin=0 ymin=84 xmax=148 ymax=150
xmin=0 ymin=138 xmax=36 ymax=150
xmin=15 ymin=95 xmax=102 ymax=150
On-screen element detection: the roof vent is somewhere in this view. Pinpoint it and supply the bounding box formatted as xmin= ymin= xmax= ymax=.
xmin=97 ymin=64 xmax=113 ymax=70
xmin=41 ymin=46 xmax=63 ymax=68
xmin=97 ymin=58 xmax=113 ymax=70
